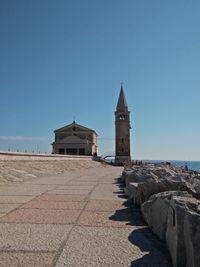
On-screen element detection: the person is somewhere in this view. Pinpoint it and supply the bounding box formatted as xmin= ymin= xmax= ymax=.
xmin=184 ymin=162 xmax=188 ymax=171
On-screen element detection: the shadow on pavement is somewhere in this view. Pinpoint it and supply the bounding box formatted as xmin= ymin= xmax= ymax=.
xmin=109 ymin=206 xmax=146 ymax=227
xmin=113 ymin=177 xmax=124 ymax=187
xmin=128 ymin=229 xmax=172 ymax=267
xmin=110 ymin=175 xmax=172 ymax=267
xmin=110 ymin=176 xmax=146 ymax=226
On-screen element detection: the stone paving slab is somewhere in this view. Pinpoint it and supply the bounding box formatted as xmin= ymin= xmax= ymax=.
xmin=0 ymin=189 xmax=46 ymax=196
xmin=0 ymin=252 xmax=55 ymax=267
xmin=0 ymin=223 xmax=72 ymax=251
xmin=49 ymin=189 xmax=91 ymax=195
xmin=85 ymin=200 xmax=125 ymax=212
xmin=55 ymin=185 xmax=95 ymax=190
xmin=92 ymin=190 xmax=123 ymax=196
xmin=25 ymin=177 xmax=73 ymax=185
xmin=90 ymin=193 xmax=124 ymax=201
xmin=35 ymin=194 xmax=87 ymax=202
xmin=77 ymin=210 xmax=135 ymax=228
xmin=0 ymin=185 xmax=56 ymax=190
xmin=21 ymin=200 xmax=86 ymax=210
xmin=55 ymin=226 xmax=172 ymax=267
xmin=0 ymin=203 xmax=21 ymax=213
xmin=98 ymin=178 xmax=120 ymax=184
xmin=95 ymin=184 xmax=121 ymax=191
xmin=73 ymin=179 xmax=100 ymax=182
xmin=66 ymin=181 xmax=97 ymax=185
xmin=0 ymin=196 xmax=35 ymax=204
xmin=0 ymin=209 xmax=81 ymax=224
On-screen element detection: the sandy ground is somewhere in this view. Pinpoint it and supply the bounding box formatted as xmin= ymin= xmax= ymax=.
xmin=0 ymin=154 xmax=101 ymax=184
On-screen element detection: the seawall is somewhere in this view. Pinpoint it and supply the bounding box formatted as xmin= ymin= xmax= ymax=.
xmin=122 ymin=163 xmax=200 ymax=267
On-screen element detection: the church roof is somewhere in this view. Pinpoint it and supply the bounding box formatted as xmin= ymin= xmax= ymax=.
xmin=116 ymin=85 xmax=128 ymax=110
xmin=54 ymin=121 xmax=97 ymax=135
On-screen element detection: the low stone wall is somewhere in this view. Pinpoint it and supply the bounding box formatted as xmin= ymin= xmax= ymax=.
xmin=122 ymin=164 xmax=200 ymax=267
xmin=0 ymin=151 xmax=93 ymax=161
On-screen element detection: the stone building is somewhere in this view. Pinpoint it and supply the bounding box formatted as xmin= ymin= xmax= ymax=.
xmin=52 ymin=121 xmax=97 ymax=156
xmin=115 ymin=85 xmax=131 ymax=165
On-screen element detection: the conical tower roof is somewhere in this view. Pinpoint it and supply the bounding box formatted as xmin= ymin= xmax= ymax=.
xmin=116 ymin=85 xmax=128 ymax=110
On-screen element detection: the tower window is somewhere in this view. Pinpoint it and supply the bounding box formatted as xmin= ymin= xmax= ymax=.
xmin=122 ymin=148 xmax=124 ymax=152
xmin=121 ymin=138 xmax=124 ymax=143
xmin=119 ymin=115 xmax=126 ymax=120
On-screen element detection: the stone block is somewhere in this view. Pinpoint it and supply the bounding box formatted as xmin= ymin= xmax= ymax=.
xmin=184 ymin=208 xmax=200 ymax=267
xmin=166 ymin=196 xmax=198 ymax=267
xmin=141 ymin=191 xmax=190 ymax=241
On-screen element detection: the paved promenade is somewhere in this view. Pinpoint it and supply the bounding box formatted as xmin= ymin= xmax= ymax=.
xmin=0 ymin=164 xmax=172 ymax=266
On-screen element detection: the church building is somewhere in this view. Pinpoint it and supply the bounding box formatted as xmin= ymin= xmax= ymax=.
xmin=115 ymin=85 xmax=131 ymax=165
xmin=52 ymin=121 xmax=98 ymax=156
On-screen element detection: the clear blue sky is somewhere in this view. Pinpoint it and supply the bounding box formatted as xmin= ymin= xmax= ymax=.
xmin=0 ymin=0 xmax=200 ymax=160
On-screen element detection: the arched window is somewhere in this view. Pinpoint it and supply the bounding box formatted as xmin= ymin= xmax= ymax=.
xmin=121 ymin=138 xmax=124 ymax=143
xmin=122 ymin=148 xmax=124 ymax=152
xmin=119 ymin=115 xmax=126 ymax=120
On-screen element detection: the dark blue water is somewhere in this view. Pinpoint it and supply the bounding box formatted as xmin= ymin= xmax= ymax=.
xmin=171 ymin=161 xmax=200 ymax=172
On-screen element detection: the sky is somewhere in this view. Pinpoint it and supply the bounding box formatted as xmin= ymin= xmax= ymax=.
xmin=0 ymin=0 xmax=200 ymax=160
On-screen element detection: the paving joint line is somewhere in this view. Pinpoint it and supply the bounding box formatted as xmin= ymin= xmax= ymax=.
xmin=50 ymin=170 xmax=130 ymax=266
xmin=50 ymin=176 xmax=106 ymax=267
xmin=0 ymin=249 xmax=57 ymax=254
xmin=0 ymin=174 xmax=79 ymax=220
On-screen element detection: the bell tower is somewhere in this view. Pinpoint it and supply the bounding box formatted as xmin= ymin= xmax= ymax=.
xmin=115 ymin=85 xmax=131 ymax=165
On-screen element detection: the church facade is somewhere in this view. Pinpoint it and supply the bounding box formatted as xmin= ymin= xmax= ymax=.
xmin=52 ymin=121 xmax=97 ymax=156
xmin=115 ymin=85 xmax=131 ymax=165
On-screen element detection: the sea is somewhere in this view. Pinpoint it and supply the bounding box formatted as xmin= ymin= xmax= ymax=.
xmin=104 ymin=157 xmax=200 ymax=172
xmin=144 ymin=160 xmax=200 ymax=172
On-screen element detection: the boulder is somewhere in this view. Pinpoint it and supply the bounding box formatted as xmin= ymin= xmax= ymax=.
xmin=184 ymin=206 xmax=200 ymax=267
xmin=124 ymin=168 xmax=157 ymax=187
xmin=124 ymin=182 xmax=138 ymax=203
xmin=121 ymin=169 xmax=132 ymax=184
xmin=192 ymin=177 xmax=200 ymax=198
xmin=166 ymin=196 xmax=198 ymax=267
xmin=129 ymin=178 xmax=195 ymax=206
xmin=123 ymin=164 xmax=198 ymax=206
xmin=122 ymin=164 xmax=200 ymax=267
xmin=124 ymin=165 xmax=179 ymax=187
xmin=141 ymin=191 xmax=191 ymax=241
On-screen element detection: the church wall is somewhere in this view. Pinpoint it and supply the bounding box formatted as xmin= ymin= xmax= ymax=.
xmin=53 ymin=143 xmax=93 ymax=155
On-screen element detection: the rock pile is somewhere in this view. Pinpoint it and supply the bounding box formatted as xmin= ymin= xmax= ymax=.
xmin=122 ymin=163 xmax=200 ymax=267
xmin=123 ymin=164 xmax=199 ymax=206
